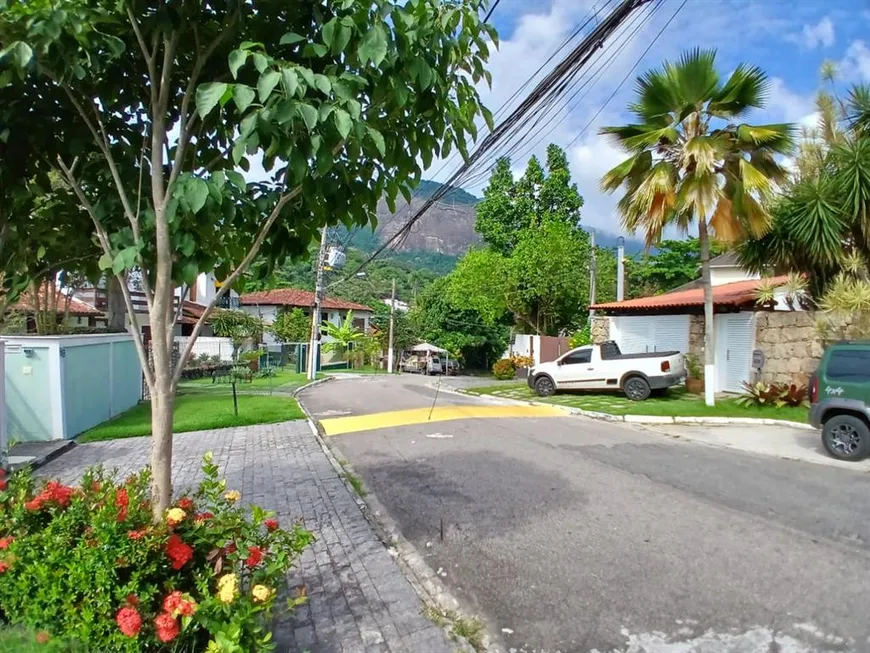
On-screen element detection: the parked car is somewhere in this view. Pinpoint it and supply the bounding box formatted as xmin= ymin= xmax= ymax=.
xmin=809 ymin=341 xmax=870 ymax=461
xmin=527 ymin=340 xmax=685 ymax=401
xmin=444 ymin=359 xmax=461 ymax=376
xmin=401 ymin=354 xmax=443 ymax=375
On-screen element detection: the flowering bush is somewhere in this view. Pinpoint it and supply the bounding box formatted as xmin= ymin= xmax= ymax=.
xmin=0 ymin=454 xmax=313 ymax=652
xmin=491 ymin=358 xmax=516 ymax=380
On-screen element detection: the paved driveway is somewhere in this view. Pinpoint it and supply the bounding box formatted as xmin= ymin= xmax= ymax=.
xmin=300 ymin=375 xmax=870 ymax=653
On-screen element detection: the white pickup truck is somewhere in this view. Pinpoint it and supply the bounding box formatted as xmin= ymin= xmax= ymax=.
xmin=527 ymin=341 xmax=686 ymax=401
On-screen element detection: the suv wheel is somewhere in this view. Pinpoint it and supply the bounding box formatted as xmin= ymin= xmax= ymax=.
xmin=534 ymin=376 xmax=556 ymax=397
xmin=822 ymin=414 xmax=870 ymax=461
xmin=624 ymin=376 xmax=651 ymax=401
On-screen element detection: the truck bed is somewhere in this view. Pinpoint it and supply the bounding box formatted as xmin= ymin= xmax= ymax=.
xmin=600 ymin=350 xmax=680 ymax=361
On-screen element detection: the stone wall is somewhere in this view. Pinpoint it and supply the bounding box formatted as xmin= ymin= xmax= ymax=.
xmin=591 ymin=316 xmax=610 ymax=344
xmin=755 ymin=311 xmax=823 ymax=386
xmin=688 ymin=315 xmax=704 ymax=361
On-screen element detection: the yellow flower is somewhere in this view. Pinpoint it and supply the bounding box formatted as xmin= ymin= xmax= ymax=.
xmin=224 ymin=490 xmax=241 ymax=504
xmin=217 ymin=574 xmax=238 ymax=604
xmin=166 ymin=508 xmax=186 ymax=526
xmin=251 ymin=585 xmax=275 ymax=603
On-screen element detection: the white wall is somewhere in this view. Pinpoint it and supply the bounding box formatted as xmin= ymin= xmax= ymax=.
xmin=175 ymin=336 xmax=235 ymax=362
xmin=710 ymin=266 xmax=759 ymax=287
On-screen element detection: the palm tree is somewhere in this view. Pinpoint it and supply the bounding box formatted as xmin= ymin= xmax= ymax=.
xmin=600 ymin=49 xmax=795 ymax=405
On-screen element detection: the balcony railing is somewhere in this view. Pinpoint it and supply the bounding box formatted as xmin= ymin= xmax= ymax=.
xmin=76 ymin=288 xmax=180 ymax=314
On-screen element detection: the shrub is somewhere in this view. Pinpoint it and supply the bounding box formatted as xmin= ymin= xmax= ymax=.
xmin=509 ymin=355 xmax=534 ymax=369
xmin=492 ymin=358 xmax=515 ymax=380
xmin=736 ymin=381 xmax=809 ymax=408
xmin=684 ymin=354 xmax=703 ymax=380
xmin=569 ymin=325 xmax=591 ymax=349
xmin=0 ymin=455 xmax=313 ymax=652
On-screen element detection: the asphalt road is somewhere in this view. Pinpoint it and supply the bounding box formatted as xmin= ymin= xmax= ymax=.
xmin=299 ymin=375 xmax=870 ymax=653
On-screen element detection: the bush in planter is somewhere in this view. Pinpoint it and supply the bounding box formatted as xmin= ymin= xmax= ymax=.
xmin=492 ymin=358 xmax=515 ymax=380
xmin=0 ymin=455 xmax=313 ymax=652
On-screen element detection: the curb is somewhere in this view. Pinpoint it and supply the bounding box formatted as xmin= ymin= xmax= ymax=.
xmin=9 ymin=440 xmax=77 ymax=473
xmin=295 ymin=393 xmax=482 ymax=652
xmin=448 ymin=386 xmax=815 ymax=430
xmin=291 ymin=375 xmax=333 ymax=397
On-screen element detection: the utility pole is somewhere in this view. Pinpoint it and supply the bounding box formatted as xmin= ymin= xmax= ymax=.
xmin=616 ymin=236 xmax=625 ymax=302
xmin=387 ymin=278 xmax=396 ymax=373
xmin=589 ymin=228 xmax=597 ymax=321
xmin=307 ymin=228 xmax=329 ymax=381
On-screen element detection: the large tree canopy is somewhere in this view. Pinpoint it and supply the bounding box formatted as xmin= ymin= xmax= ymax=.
xmin=0 ymin=0 xmax=496 ymax=515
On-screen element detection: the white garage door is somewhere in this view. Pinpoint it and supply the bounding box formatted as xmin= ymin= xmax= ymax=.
xmin=610 ymin=316 xmax=690 ymax=354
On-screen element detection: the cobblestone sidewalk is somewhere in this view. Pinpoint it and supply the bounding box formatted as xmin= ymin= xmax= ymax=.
xmin=38 ymin=421 xmax=456 ymax=653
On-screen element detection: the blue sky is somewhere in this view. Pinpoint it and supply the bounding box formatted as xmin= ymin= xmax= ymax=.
xmin=434 ymin=0 xmax=870 ymax=235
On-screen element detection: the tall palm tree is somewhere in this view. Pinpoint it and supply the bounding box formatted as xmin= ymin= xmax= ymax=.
xmin=600 ymin=49 xmax=795 ymax=405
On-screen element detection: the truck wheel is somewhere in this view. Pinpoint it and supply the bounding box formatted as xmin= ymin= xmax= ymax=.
xmin=623 ymin=376 xmax=651 ymax=401
xmin=534 ymin=376 xmax=556 ymax=397
xmin=822 ymin=414 xmax=870 ymax=461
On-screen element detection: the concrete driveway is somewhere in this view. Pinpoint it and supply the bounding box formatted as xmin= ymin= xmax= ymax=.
xmin=299 ymin=375 xmax=870 ymax=653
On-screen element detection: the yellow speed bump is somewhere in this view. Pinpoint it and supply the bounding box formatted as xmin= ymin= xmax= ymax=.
xmin=320 ymin=404 xmax=566 ymax=436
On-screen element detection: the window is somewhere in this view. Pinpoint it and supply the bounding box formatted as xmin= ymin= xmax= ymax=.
xmin=561 ymin=349 xmax=591 ymax=365
xmin=827 ymin=350 xmax=870 ymax=382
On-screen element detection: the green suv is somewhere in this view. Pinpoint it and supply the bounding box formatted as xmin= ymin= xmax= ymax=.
xmin=809 ymin=341 xmax=870 ymax=461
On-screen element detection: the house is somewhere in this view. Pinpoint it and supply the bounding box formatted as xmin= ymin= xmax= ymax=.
xmin=591 ymin=253 xmax=811 ymax=392
xmin=239 ymin=288 xmax=373 ymax=345
xmin=5 ymin=286 xmax=107 ymax=333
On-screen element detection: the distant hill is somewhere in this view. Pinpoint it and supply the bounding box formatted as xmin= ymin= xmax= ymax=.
xmin=413 ymin=180 xmax=480 ymax=206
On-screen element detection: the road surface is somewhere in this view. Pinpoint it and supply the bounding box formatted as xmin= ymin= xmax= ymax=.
xmin=299 ymin=374 xmax=870 ymax=653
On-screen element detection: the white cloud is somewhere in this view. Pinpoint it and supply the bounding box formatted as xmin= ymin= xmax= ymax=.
xmin=766 ymin=77 xmax=817 ymax=125
xmin=842 ymin=40 xmax=870 ymax=81
xmin=788 ymin=16 xmax=835 ymax=50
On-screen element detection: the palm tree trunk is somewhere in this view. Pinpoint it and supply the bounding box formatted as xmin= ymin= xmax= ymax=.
xmin=698 ymin=217 xmax=715 ymax=406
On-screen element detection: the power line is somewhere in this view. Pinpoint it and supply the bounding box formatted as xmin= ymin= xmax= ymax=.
xmin=483 ymin=0 xmax=502 ymax=23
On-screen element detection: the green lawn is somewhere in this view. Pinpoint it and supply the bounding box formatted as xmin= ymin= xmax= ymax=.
xmin=79 ymin=394 xmax=306 ymax=442
xmin=471 ymin=383 xmax=809 ymax=423
xmin=0 ymin=627 xmax=81 ymax=652
xmin=178 ymin=368 xmax=316 ymax=394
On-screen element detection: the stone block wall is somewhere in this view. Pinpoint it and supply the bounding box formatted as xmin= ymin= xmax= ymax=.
xmin=591 ymin=316 xmax=610 ymax=344
xmin=755 ymin=311 xmax=823 ymax=387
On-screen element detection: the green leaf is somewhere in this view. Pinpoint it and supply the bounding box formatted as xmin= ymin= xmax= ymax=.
xmin=359 ymin=25 xmax=387 ymax=66
xmin=280 ymin=32 xmax=306 ymax=45
xmin=196 ymin=83 xmax=228 ymax=118
xmin=187 ymin=178 xmax=209 ymax=214
xmin=233 ymin=85 xmax=256 ymax=113
xmin=281 ymin=68 xmax=299 ymax=97
xmin=313 ymin=74 xmax=331 ymax=95
xmin=257 ymin=70 xmax=281 ymax=102
xmin=367 ymin=126 xmax=386 ymax=156
xmin=290 ymin=148 xmax=308 ymax=183
xmin=36 ymin=245 xmax=46 ymax=259
xmin=346 ymin=98 xmax=362 ymax=120
xmin=322 ymin=18 xmax=338 ymax=47
xmin=112 ymin=247 xmax=138 ymax=275
xmin=309 ymin=43 xmax=328 ymax=57
xmin=0 ymin=41 xmax=33 ymax=69
xmin=98 ymin=252 xmax=113 ymax=271
xmin=333 ymin=109 xmax=352 ymax=139
xmin=226 ymin=171 xmax=247 ymax=190
xmin=253 ymin=52 xmax=269 ymax=74
xmin=332 ymin=23 xmax=352 ymax=53
xmin=297 ymin=67 xmax=315 ymax=89
xmin=229 ymin=50 xmax=248 ymax=79
xmin=297 ymin=103 xmax=319 ymax=131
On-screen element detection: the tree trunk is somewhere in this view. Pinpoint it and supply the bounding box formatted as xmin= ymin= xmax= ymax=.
xmin=106 ymin=276 xmax=127 ymax=332
xmin=149 ymin=326 xmax=175 ymax=520
xmin=698 ymin=217 xmax=715 ymax=406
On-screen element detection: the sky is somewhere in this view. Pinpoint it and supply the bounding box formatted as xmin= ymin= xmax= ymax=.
xmin=429 ymin=0 xmax=870 ymax=237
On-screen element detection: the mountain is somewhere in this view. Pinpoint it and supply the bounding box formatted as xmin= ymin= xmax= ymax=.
xmin=371 ymin=180 xmax=646 ymax=260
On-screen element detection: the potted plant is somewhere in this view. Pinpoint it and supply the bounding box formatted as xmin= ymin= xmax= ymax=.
xmin=685 ymin=353 xmax=704 ymax=394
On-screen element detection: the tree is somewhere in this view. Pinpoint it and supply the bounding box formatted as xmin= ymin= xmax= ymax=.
xmin=600 ymin=49 xmax=794 ymax=405
xmin=371 ymin=302 xmax=416 ymax=353
xmin=475 ymin=144 xmax=584 ymax=255
xmin=738 ymin=81 xmax=870 ymax=298
xmin=1 ymin=0 xmax=494 ymax=515
xmin=630 ymin=238 xmax=724 ymax=294
xmin=210 ymin=309 xmax=264 ymax=360
xmin=269 ymin=308 xmax=310 ymax=344
xmin=322 ymin=312 xmax=365 ymax=358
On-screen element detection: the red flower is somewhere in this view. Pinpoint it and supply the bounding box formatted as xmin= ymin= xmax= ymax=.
xmin=115 ymin=488 xmax=129 ymax=522
xmin=35 ymin=631 xmax=50 ymax=644
xmin=194 ymin=511 xmax=214 ymax=523
xmin=176 ymin=597 xmax=197 ymax=616
xmin=245 ymin=545 xmax=265 ymax=568
xmin=163 ymin=591 xmax=182 ymax=614
xmin=165 ymin=534 xmax=193 ymax=570
xmin=125 ymin=594 xmax=139 ymax=607
xmin=0 ymin=560 xmax=10 ymax=573
xmin=0 ymin=477 xmax=6 ymax=492
xmin=24 ymin=498 xmax=42 ymax=511
xmin=177 ymin=497 xmax=194 ymax=511
xmin=0 ymin=537 xmax=13 ymax=550
xmin=116 ymin=606 xmax=142 ymax=637
xmin=127 ymin=529 xmax=147 ymax=541
xmin=154 ymin=613 xmax=180 ymax=643
xmin=264 ymin=518 xmax=279 ymax=532
xmin=43 ymin=481 xmax=74 ymax=507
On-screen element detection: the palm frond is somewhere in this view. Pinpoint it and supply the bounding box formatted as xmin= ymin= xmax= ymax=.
xmin=672 ymin=48 xmax=720 ymax=106
xmin=683 ymin=135 xmax=720 ymax=175
xmin=829 ymin=137 xmax=870 ymax=229
xmin=600 ymin=151 xmax=652 ymax=193
xmin=782 ymin=177 xmax=847 ymax=268
xmin=622 ymin=125 xmax=679 ymax=151
xmin=709 ymin=63 xmax=769 ymax=117
xmin=632 ymin=66 xmax=682 ymax=122
xmin=676 ymin=171 xmax=719 ymax=219
xmin=816 ymin=90 xmax=842 ymax=145
xmin=739 ymin=158 xmax=774 ymax=199
xmin=735 ymin=123 xmax=796 ymax=154
xmin=846 ymin=84 xmax=870 ymax=135
xmin=820 ymin=60 xmax=838 ymax=84
xmin=709 ymin=196 xmax=743 ymax=241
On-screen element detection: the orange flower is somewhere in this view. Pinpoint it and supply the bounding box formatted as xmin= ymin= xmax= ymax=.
xmin=0 ymin=560 xmax=10 ymax=573
xmin=115 ymin=488 xmax=129 ymax=522
xmin=128 ymin=529 xmax=147 ymax=541
xmin=176 ymin=497 xmax=194 ymax=511
xmin=0 ymin=537 xmax=13 ymax=550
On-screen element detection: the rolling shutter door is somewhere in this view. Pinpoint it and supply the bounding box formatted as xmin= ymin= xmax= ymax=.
xmin=650 ymin=315 xmax=690 ymax=353
xmin=610 ymin=317 xmax=653 ymax=353
xmin=610 ymin=316 xmax=690 ymax=354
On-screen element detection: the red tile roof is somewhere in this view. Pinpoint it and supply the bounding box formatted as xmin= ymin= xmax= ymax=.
xmin=591 ymin=276 xmax=789 ymax=312
xmin=9 ymin=289 xmax=103 ymax=316
xmin=239 ymin=288 xmax=372 ymax=312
